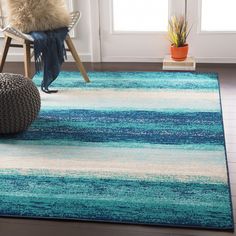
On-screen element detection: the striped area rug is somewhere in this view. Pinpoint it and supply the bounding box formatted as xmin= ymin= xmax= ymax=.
xmin=0 ymin=71 xmax=234 ymax=231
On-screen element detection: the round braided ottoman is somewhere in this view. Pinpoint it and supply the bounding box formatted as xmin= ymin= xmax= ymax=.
xmin=0 ymin=73 xmax=41 ymax=134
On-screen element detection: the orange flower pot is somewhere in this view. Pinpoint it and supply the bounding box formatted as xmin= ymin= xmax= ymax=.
xmin=170 ymin=44 xmax=189 ymax=61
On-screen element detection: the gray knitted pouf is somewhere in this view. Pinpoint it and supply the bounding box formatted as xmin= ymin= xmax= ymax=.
xmin=0 ymin=73 xmax=41 ymax=134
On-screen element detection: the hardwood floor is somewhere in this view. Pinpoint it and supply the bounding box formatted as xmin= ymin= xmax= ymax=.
xmin=0 ymin=62 xmax=236 ymax=236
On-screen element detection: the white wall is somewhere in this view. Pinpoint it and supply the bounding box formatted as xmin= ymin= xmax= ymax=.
xmin=72 ymin=0 xmax=93 ymax=62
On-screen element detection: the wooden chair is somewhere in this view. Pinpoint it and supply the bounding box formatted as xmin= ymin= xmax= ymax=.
xmin=0 ymin=11 xmax=90 ymax=82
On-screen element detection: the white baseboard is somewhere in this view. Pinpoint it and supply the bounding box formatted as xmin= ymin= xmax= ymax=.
xmin=4 ymin=53 xmax=92 ymax=62
xmin=195 ymin=57 xmax=236 ymax=64
xmin=101 ymin=56 xmax=163 ymax=63
xmin=101 ymin=56 xmax=236 ymax=64
xmin=3 ymin=54 xmax=236 ymax=64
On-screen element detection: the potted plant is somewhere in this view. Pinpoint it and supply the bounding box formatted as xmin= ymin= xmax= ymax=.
xmin=168 ymin=15 xmax=191 ymax=61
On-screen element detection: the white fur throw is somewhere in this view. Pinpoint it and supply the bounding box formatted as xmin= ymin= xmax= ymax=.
xmin=6 ymin=0 xmax=70 ymax=33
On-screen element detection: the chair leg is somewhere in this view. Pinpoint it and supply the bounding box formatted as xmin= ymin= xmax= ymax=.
xmin=23 ymin=43 xmax=31 ymax=79
xmin=65 ymin=36 xmax=90 ymax=83
xmin=0 ymin=36 xmax=12 ymax=73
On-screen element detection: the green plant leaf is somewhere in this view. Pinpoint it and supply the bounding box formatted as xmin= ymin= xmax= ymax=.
xmin=167 ymin=15 xmax=191 ymax=47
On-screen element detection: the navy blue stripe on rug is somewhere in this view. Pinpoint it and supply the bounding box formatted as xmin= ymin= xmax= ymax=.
xmin=0 ymin=110 xmax=225 ymax=146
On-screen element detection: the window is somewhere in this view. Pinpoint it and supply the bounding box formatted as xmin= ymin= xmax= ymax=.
xmin=112 ymin=0 xmax=169 ymax=32
xmin=201 ymin=0 xmax=236 ymax=31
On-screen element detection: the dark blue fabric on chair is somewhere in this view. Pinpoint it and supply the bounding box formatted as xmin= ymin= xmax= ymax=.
xmin=30 ymin=27 xmax=69 ymax=93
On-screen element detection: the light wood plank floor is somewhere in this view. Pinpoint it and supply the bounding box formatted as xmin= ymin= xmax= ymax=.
xmin=0 ymin=62 xmax=235 ymax=236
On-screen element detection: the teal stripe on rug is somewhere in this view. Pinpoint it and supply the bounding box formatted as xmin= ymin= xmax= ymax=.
xmin=0 ymin=173 xmax=232 ymax=229
xmin=34 ymin=71 xmax=219 ymax=91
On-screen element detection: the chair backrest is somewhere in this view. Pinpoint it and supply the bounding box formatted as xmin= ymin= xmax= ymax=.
xmin=68 ymin=11 xmax=81 ymax=32
xmin=0 ymin=3 xmax=4 ymax=28
xmin=0 ymin=0 xmax=7 ymax=28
